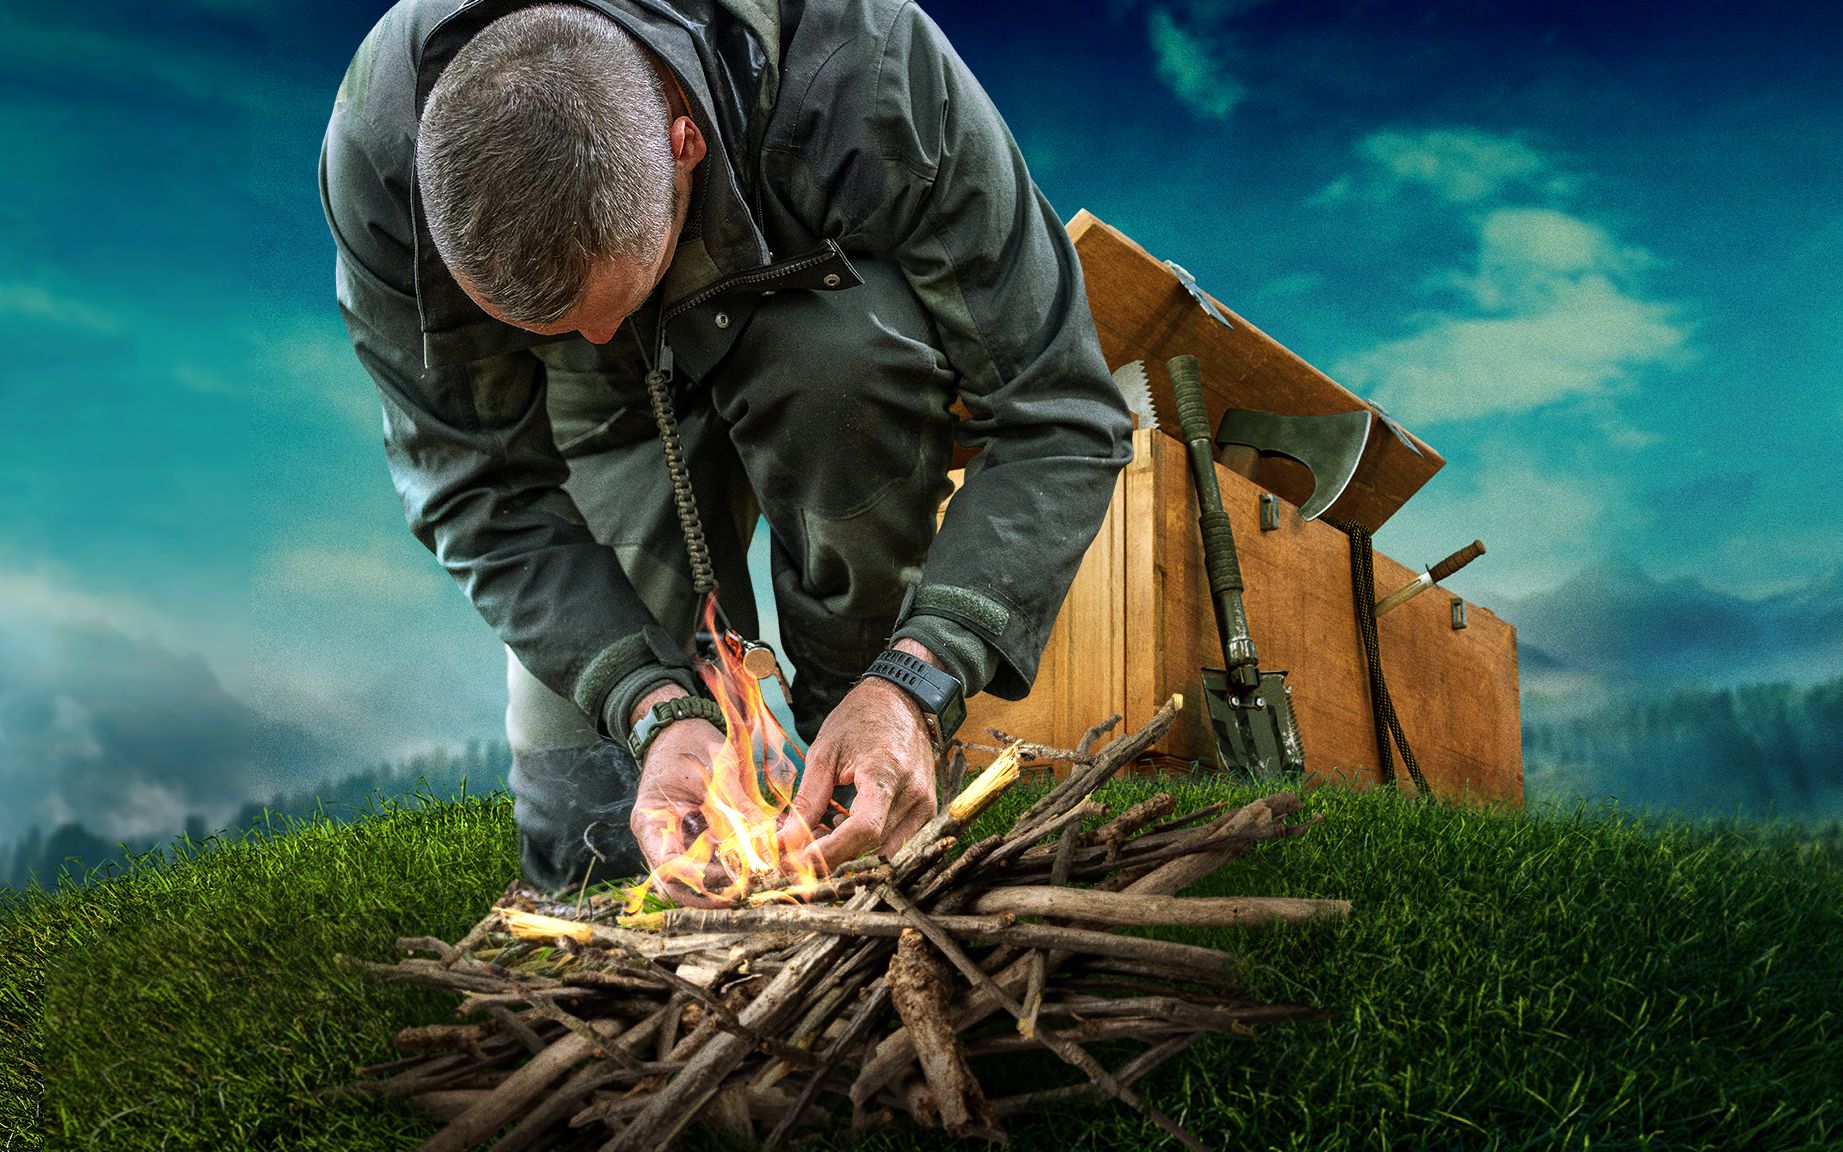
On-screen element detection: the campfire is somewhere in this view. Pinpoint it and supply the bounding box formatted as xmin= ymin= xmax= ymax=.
xmin=626 ymin=601 xmax=823 ymax=911
xmin=338 ymin=692 xmax=1346 ymax=1150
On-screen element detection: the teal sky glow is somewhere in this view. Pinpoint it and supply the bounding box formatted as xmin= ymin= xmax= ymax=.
xmin=1 ymin=0 xmax=1839 ymax=845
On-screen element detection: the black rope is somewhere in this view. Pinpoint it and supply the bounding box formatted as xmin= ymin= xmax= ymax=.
xmin=1328 ymin=519 xmax=1430 ymax=795
xmin=634 ymin=323 xmax=717 ymax=597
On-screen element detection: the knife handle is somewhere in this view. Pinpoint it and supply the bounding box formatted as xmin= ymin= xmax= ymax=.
xmin=1427 ymin=539 xmax=1486 ymax=584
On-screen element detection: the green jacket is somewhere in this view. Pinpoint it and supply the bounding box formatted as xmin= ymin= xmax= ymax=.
xmin=320 ymin=0 xmax=1132 ymax=741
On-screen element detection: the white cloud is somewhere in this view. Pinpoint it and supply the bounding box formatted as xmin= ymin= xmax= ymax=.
xmin=259 ymin=316 xmax=382 ymax=434
xmin=0 ymin=280 xmax=120 ymax=333
xmin=1321 ymin=129 xmax=1575 ymax=205
xmin=0 ymin=568 xmax=186 ymax=651
xmin=1376 ymin=446 xmax=1631 ymax=605
xmin=258 ymin=544 xmax=442 ymax=604
xmin=1330 ymin=165 xmax=1693 ymax=423
xmin=1148 ymin=8 xmax=1245 ymax=121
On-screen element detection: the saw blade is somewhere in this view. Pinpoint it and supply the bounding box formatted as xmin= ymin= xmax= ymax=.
xmin=1111 ymin=360 xmax=1160 ymax=431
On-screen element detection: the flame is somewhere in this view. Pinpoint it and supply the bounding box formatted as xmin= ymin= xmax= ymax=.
xmin=626 ymin=599 xmax=821 ymax=910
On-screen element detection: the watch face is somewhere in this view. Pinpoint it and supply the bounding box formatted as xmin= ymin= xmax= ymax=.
xmin=938 ymin=694 xmax=967 ymax=742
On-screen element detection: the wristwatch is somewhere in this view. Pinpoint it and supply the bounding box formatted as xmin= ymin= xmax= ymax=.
xmin=861 ymin=649 xmax=966 ymax=744
xmin=628 ymin=695 xmax=728 ymax=762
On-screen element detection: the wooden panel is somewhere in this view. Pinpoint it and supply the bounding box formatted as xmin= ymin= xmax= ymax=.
xmin=1372 ymin=559 xmax=1525 ymax=804
xmin=955 ymin=429 xmax=1523 ymax=806
xmin=1068 ymin=211 xmax=1445 ymax=533
xmin=1122 ymin=437 xmax=1163 ymax=740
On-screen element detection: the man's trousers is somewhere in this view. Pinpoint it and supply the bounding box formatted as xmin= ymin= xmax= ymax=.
xmin=507 ymin=256 xmax=959 ymax=892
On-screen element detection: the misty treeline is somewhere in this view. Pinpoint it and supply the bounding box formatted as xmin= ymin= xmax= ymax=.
xmin=9 ymin=673 xmax=1842 ymax=899
xmin=1524 ymin=674 xmax=1843 ymax=823
xmin=0 ymin=740 xmax=510 ymax=896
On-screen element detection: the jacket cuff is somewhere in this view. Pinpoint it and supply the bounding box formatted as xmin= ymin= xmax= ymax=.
xmin=601 ymin=668 xmax=699 ymax=747
xmin=892 ymin=610 xmax=1002 ymax=701
xmin=572 ymin=625 xmax=699 ymax=744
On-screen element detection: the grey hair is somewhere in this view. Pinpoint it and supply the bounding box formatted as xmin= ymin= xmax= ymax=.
xmin=416 ymin=4 xmax=676 ymax=325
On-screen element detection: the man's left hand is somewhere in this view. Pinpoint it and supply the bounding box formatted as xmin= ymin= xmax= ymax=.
xmin=784 ymin=639 xmax=941 ymax=870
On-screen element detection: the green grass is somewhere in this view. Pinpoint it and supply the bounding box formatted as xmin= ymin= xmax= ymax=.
xmin=6 ymin=780 xmax=1841 ymax=1151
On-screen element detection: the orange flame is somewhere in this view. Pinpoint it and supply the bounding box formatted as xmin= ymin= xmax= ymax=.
xmin=626 ymin=599 xmax=821 ymax=910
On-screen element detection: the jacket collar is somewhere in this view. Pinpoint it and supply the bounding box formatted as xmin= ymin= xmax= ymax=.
xmin=409 ymin=0 xmax=780 ymax=367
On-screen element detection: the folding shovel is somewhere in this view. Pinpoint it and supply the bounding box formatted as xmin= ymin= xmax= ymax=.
xmin=1168 ymin=354 xmax=1307 ymax=780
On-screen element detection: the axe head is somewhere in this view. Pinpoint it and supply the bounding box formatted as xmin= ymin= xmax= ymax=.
xmin=1214 ymin=407 xmax=1373 ymax=521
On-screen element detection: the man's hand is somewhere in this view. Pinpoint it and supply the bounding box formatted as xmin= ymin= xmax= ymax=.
xmin=626 ymin=684 xmax=730 ymax=903
xmin=785 ymin=639 xmax=941 ymax=871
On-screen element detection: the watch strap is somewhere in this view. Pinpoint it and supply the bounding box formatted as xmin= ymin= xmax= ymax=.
xmin=861 ymin=649 xmax=965 ymax=743
xmin=628 ymin=695 xmax=727 ymax=763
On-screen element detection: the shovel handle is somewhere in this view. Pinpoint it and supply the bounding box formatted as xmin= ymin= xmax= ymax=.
xmin=1169 ymin=356 xmax=1241 ymax=597
xmin=1171 ymin=355 xmax=1213 ymax=445
xmin=1170 ymin=355 xmax=1259 ymax=687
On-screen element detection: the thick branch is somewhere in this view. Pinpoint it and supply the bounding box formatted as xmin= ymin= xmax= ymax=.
xmin=886 ymin=928 xmax=1000 ymax=1139
xmin=970 ymin=888 xmax=1349 ymax=928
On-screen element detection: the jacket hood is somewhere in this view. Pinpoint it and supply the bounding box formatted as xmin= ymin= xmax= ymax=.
xmin=409 ymin=0 xmax=784 ymax=366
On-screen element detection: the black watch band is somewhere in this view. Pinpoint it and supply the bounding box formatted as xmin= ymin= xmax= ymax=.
xmin=861 ymin=649 xmax=966 ymax=743
xmin=628 ymin=695 xmax=727 ymax=762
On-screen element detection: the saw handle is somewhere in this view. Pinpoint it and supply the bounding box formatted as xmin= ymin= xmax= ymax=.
xmin=1427 ymin=539 xmax=1486 ymax=584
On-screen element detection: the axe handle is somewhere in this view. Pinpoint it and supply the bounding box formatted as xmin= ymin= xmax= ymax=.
xmin=1218 ymin=442 xmax=1260 ymax=481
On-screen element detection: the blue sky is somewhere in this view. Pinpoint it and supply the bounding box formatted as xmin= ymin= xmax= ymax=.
xmin=1 ymin=0 xmax=1839 ymax=844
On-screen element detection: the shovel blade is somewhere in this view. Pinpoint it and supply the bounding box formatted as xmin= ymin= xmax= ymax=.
xmin=1200 ymin=668 xmax=1306 ymax=780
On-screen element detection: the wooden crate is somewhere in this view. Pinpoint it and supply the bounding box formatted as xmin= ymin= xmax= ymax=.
xmin=959 ymin=429 xmax=1524 ymax=806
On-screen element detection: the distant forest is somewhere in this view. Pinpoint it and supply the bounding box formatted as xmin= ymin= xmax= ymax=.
xmin=7 ymin=673 xmax=1841 ymax=896
xmin=1 ymin=741 xmax=510 ymax=895
xmin=1524 ymin=674 xmax=1843 ymax=823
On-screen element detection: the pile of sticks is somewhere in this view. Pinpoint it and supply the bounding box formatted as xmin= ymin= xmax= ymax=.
xmin=337 ymin=697 xmax=1346 ymax=1150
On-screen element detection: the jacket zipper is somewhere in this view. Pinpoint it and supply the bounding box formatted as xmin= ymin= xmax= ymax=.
xmin=660 ymin=243 xmax=842 ymax=325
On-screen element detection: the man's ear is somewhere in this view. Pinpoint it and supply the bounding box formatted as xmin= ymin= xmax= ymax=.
xmin=670 ymin=116 xmax=707 ymax=169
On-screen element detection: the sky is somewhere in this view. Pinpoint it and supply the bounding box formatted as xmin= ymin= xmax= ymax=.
xmin=1 ymin=0 xmax=1840 ymax=847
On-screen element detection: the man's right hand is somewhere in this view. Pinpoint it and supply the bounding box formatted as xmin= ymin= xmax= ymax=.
xmin=626 ymin=684 xmax=730 ymax=903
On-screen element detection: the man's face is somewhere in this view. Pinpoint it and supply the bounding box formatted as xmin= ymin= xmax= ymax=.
xmin=458 ymin=182 xmax=680 ymax=345
xmin=473 ymin=230 xmax=674 ymax=346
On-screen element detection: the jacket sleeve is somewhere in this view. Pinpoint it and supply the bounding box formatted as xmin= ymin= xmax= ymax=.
xmin=318 ymin=95 xmax=695 ymax=742
xmin=778 ymin=1 xmax=1133 ymax=700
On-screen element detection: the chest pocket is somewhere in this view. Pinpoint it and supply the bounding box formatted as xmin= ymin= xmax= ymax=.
xmin=533 ymin=335 xmax=657 ymax=458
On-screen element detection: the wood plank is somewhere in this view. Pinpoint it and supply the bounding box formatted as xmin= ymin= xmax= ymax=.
xmin=1067 ymin=211 xmax=1444 ymax=532
xmin=1122 ymin=433 xmax=1162 ymax=745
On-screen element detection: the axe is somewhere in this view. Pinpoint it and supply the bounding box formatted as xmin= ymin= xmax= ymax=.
xmin=1215 ymin=407 xmax=1373 ymax=522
